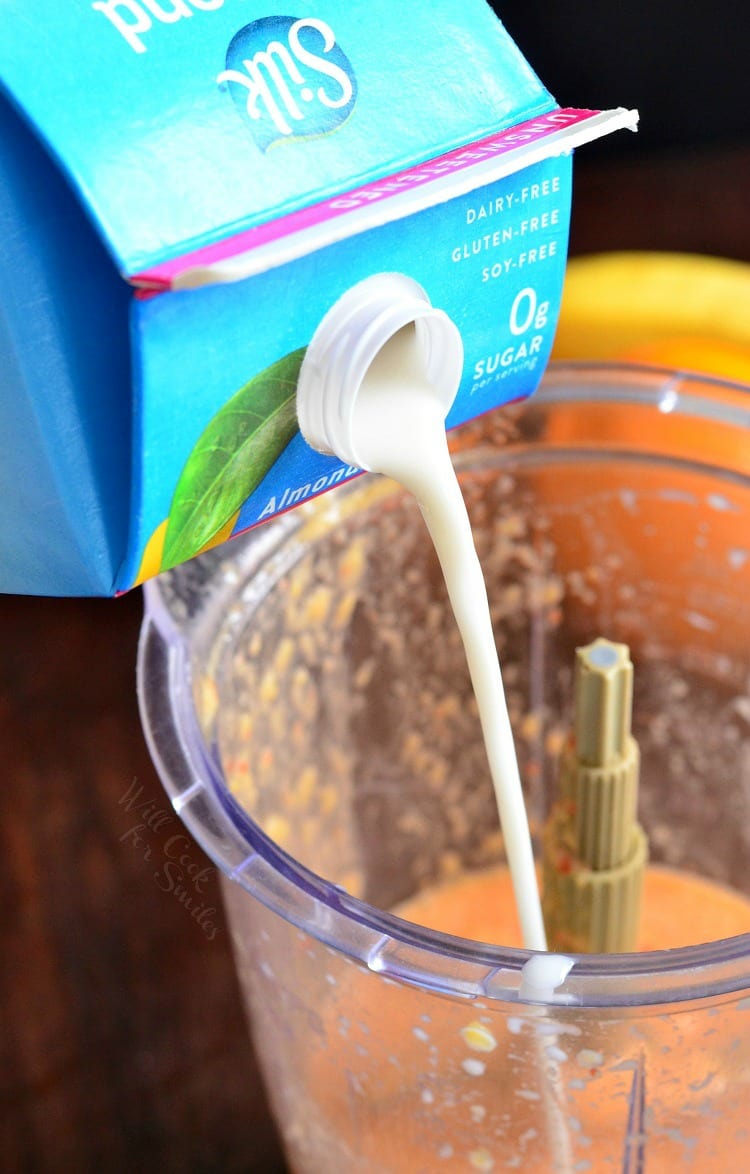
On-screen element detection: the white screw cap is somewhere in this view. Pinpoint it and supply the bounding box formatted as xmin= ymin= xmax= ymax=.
xmin=296 ymin=273 xmax=464 ymax=469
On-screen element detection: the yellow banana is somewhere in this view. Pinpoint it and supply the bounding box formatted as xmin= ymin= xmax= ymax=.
xmin=553 ymin=252 xmax=750 ymax=361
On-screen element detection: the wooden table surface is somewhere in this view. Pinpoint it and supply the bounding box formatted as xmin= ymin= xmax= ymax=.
xmin=2 ymin=143 xmax=749 ymax=1173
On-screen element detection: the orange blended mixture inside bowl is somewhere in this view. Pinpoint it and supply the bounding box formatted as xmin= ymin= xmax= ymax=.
xmin=294 ymin=865 xmax=750 ymax=1173
xmin=289 ymin=862 xmax=750 ymax=1174
xmin=396 ymin=862 xmax=750 ymax=951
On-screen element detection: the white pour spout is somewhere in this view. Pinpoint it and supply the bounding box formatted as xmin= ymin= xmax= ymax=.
xmin=296 ymin=273 xmax=464 ymax=468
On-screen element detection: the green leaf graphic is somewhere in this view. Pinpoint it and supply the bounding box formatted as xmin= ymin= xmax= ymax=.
xmin=162 ymin=347 xmax=306 ymax=570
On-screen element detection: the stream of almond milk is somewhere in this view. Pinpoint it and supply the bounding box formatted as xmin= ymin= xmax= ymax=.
xmin=347 ymin=324 xmax=547 ymax=952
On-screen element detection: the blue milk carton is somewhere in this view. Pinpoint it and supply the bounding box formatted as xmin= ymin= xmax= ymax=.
xmin=0 ymin=1 xmax=635 ymax=595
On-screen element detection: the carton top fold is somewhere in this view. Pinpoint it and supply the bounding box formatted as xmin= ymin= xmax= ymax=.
xmin=0 ymin=0 xmax=556 ymax=277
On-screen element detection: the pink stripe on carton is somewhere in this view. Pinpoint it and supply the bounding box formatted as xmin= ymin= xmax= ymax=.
xmin=133 ymin=108 xmax=599 ymax=291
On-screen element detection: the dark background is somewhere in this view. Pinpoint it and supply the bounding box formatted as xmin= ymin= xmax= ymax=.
xmin=494 ymin=1 xmax=750 ymax=156
xmin=2 ymin=5 xmax=749 ymax=1172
